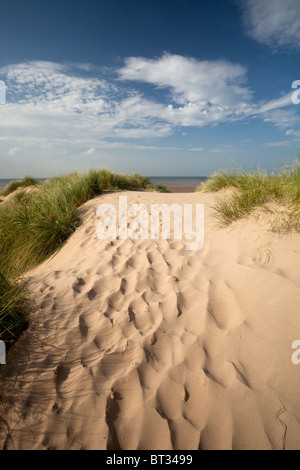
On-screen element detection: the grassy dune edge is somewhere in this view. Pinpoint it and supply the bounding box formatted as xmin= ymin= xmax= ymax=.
xmin=0 ymin=176 xmax=40 ymax=197
xmin=198 ymin=162 xmax=300 ymax=232
xmin=0 ymin=168 xmax=168 ymax=345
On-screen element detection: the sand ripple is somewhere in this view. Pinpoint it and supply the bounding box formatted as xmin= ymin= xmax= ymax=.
xmin=1 ymin=191 xmax=300 ymax=450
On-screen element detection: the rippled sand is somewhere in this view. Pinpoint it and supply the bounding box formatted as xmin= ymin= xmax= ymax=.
xmin=1 ymin=191 xmax=300 ymax=450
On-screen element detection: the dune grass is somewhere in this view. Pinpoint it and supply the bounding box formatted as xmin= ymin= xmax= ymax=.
xmin=198 ymin=162 xmax=300 ymax=232
xmin=0 ymin=168 xmax=167 ymax=278
xmin=1 ymin=176 xmax=39 ymax=197
xmin=0 ymin=168 xmax=167 ymax=346
xmin=0 ymin=266 xmax=29 ymax=347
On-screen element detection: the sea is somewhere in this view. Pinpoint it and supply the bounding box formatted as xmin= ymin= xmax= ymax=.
xmin=0 ymin=176 xmax=208 ymax=193
xmin=0 ymin=178 xmax=47 ymax=189
xmin=149 ymin=176 xmax=208 ymax=192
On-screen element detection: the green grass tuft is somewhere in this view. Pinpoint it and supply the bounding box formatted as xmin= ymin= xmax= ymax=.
xmin=198 ymin=162 xmax=300 ymax=232
xmin=146 ymin=184 xmax=170 ymax=193
xmin=2 ymin=176 xmax=39 ymax=197
xmin=0 ymin=265 xmax=29 ymax=347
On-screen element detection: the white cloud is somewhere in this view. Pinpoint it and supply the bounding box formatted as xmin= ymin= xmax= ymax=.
xmin=118 ymin=53 xmax=256 ymax=127
xmin=261 ymin=108 xmax=300 ymax=129
xmin=286 ymin=129 xmax=300 ymax=138
xmin=207 ymin=144 xmax=237 ymax=154
xmin=82 ymin=148 xmax=96 ymax=156
xmin=1 ymin=57 xmax=294 ymax=141
xmin=81 ymin=141 xmax=181 ymax=153
xmin=0 ymin=60 xmax=171 ymax=144
xmin=8 ymin=147 xmax=21 ymax=156
xmin=259 ymin=93 xmax=294 ymax=113
xmin=265 ymin=141 xmax=292 ymax=147
xmin=118 ymin=53 xmax=297 ymax=129
xmin=119 ymin=53 xmax=252 ymax=106
xmin=0 ymin=56 xmax=298 ymax=175
xmin=241 ymin=0 xmax=300 ymax=50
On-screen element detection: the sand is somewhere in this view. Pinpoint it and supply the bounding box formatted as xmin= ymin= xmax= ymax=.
xmin=162 ymin=185 xmax=198 ymax=193
xmin=0 ymin=190 xmax=300 ymax=450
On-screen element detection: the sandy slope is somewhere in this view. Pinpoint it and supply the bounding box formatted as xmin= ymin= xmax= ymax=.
xmin=0 ymin=190 xmax=300 ymax=450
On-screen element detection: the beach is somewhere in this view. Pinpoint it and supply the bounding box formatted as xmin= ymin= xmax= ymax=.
xmin=149 ymin=177 xmax=208 ymax=193
xmin=0 ymin=189 xmax=300 ymax=450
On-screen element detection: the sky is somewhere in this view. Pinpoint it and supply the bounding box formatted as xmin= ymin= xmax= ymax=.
xmin=0 ymin=0 xmax=299 ymax=177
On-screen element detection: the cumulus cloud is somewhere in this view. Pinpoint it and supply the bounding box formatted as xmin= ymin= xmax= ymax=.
xmin=241 ymin=0 xmax=300 ymax=50
xmin=118 ymin=53 xmax=297 ymax=129
xmin=119 ymin=53 xmax=252 ymax=106
xmin=118 ymin=53 xmax=256 ymax=127
xmin=0 ymin=60 xmax=171 ymax=146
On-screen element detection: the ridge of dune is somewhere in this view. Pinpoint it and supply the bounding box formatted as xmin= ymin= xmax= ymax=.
xmin=0 ymin=191 xmax=300 ymax=450
xmin=0 ymin=185 xmax=40 ymax=203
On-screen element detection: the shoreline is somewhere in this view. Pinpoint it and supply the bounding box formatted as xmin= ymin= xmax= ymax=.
xmin=163 ymin=185 xmax=198 ymax=193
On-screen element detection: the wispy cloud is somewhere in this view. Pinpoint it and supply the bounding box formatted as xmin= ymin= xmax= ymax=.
xmin=265 ymin=140 xmax=292 ymax=147
xmin=261 ymin=108 xmax=300 ymax=130
xmin=8 ymin=147 xmax=22 ymax=156
xmin=81 ymin=147 xmax=96 ymax=156
xmin=258 ymin=93 xmax=294 ymax=113
xmin=286 ymin=129 xmax=300 ymax=139
xmin=208 ymin=145 xmax=236 ymax=154
xmin=0 ymin=61 xmax=171 ymax=147
xmin=241 ymin=0 xmax=300 ymax=50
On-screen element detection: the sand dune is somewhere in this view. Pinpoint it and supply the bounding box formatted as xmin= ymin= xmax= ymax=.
xmin=0 ymin=191 xmax=300 ymax=450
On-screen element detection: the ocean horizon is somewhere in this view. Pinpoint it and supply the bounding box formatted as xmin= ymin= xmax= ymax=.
xmin=0 ymin=176 xmax=208 ymax=192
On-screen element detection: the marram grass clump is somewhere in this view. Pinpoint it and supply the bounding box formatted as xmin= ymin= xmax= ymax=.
xmin=198 ymin=162 xmax=300 ymax=232
xmin=0 ymin=265 xmax=29 ymax=347
xmin=0 ymin=168 xmax=166 ymax=278
xmin=1 ymin=175 xmax=39 ymax=197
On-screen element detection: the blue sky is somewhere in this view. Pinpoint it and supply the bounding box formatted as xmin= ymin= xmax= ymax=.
xmin=0 ymin=0 xmax=299 ymax=177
